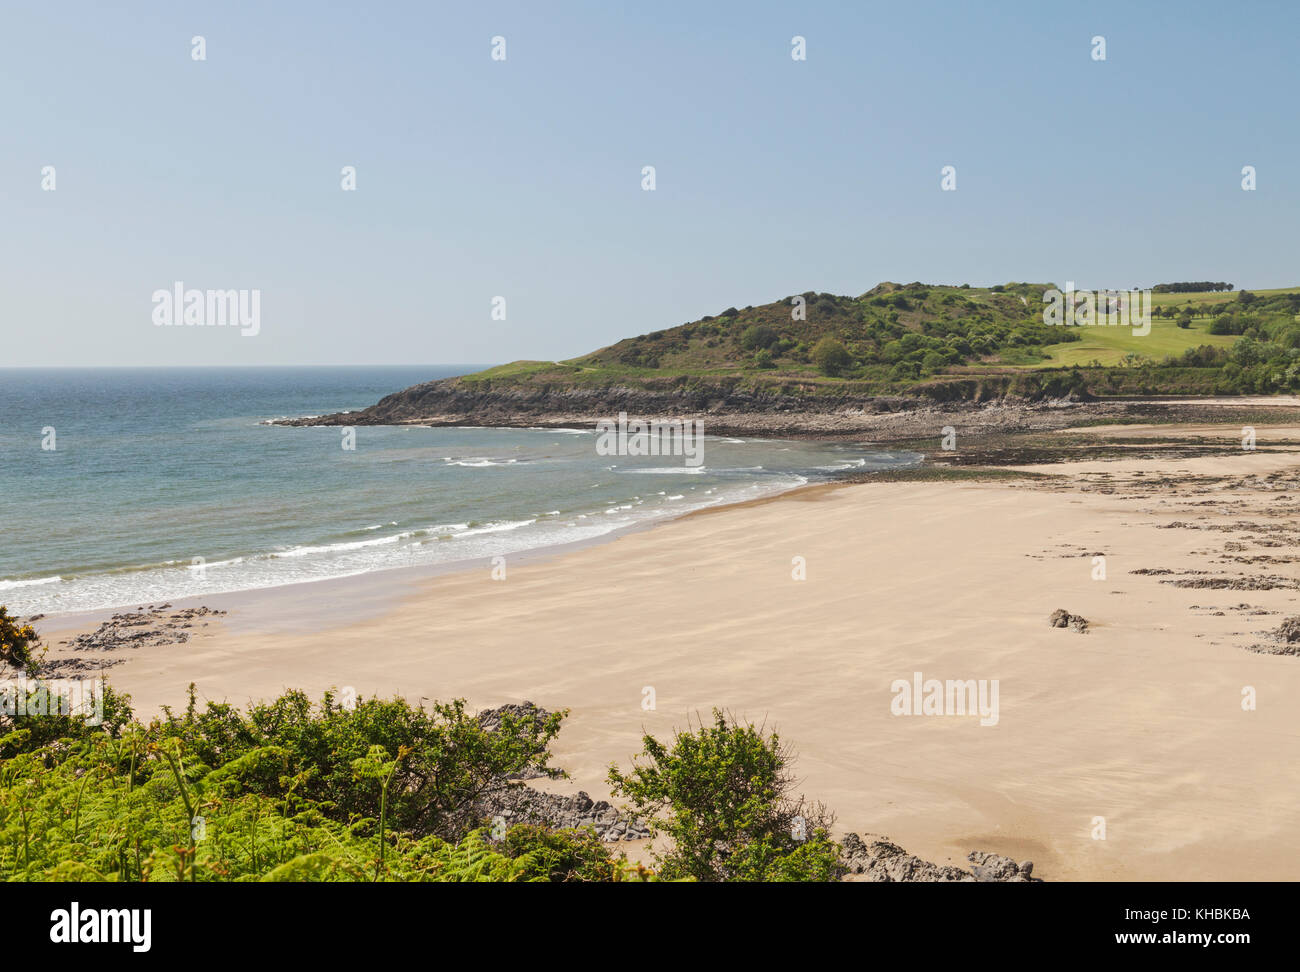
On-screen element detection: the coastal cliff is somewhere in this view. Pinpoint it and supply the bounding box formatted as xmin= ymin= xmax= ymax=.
xmin=269 ymin=371 xmax=1290 ymax=442
xmin=273 ymin=372 xmax=1047 ymax=435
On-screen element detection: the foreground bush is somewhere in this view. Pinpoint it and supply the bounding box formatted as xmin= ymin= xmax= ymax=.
xmin=608 ymin=709 xmax=841 ymax=881
xmin=0 ymin=608 xmax=40 ymax=675
xmin=154 ymin=686 xmax=564 ymax=838
xmin=0 ymin=681 xmax=648 ymax=882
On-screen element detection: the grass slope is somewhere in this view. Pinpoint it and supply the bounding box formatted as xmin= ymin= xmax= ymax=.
xmin=1038 ymin=317 xmax=1238 ymax=367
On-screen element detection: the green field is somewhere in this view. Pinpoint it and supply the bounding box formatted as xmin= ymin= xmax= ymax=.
xmin=1032 ymin=286 xmax=1300 ymax=367
xmin=1037 ymin=317 xmax=1238 ymax=367
xmin=1150 ymin=286 xmax=1299 ymax=310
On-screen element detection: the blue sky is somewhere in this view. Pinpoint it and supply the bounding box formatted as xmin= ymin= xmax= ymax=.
xmin=2 ymin=0 xmax=1296 ymax=366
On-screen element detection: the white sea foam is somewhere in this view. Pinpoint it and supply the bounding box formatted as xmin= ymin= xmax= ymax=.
xmin=443 ymin=456 xmax=522 ymax=467
xmin=816 ymin=458 xmax=868 ymax=471
xmin=3 ymin=478 xmax=810 ymax=616
xmin=0 ymin=575 xmax=63 ymax=591
xmin=273 ymin=532 xmax=412 ymax=557
xmin=620 ymin=466 xmax=707 ymax=475
xmin=456 ymin=519 xmax=537 ymax=537
xmin=426 ymin=523 xmax=470 ymax=534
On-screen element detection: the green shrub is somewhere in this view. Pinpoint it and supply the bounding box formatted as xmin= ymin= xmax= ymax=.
xmin=498 ymin=824 xmax=624 ymax=881
xmin=921 ymin=351 xmax=946 ymax=373
xmin=0 ymin=607 xmax=39 ymax=674
xmin=607 ymin=709 xmax=840 ymax=882
xmin=156 ymin=686 xmax=565 ymax=839
xmin=811 ymin=337 xmax=851 ymax=377
xmin=740 ymin=324 xmax=779 ymax=351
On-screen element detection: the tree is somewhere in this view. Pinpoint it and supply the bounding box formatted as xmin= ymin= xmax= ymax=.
xmin=811 ymin=336 xmax=851 ymax=377
xmin=607 ymin=709 xmax=840 ymax=881
xmin=740 ymin=324 xmax=778 ymax=351
xmin=1210 ymin=313 xmax=1237 ymax=335
xmin=1176 ymin=311 xmax=1192 ymax=329
xmin=1231 ymin=337 xmax=1267 ymax=367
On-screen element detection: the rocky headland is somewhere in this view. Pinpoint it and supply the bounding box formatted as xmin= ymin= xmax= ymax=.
xmin=270 ymin=373 xmax=1300 ymax=447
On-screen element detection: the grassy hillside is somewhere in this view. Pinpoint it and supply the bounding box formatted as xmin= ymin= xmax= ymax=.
xmin=1150 ymin=286 xmax=1300 ymax=310
xmin=463 ymin=283 xmax=1300 ymax=397
xmin=570 ymin=281 xmax=1068 ymax=378
xmin=1038 ymin=316 xmax=1237 ymax=367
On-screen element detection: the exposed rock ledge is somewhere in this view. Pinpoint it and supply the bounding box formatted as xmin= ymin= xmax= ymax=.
xmin=270 ymin=376 xmax=1090 ymax=439
xmin=842 ymin=833 xmax=1040 ymax=882
xmin=268 ymin=375 xmax=1294 ymax=441
xmin=474 ymin=785 xmax=652 ymax=842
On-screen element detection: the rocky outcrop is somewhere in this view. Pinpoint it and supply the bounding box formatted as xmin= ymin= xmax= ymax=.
xmin=475 ymin=700 xmax=552 ymax=733
xmin=841 ymin=834 xmax=972 ymax=881
xmin=1247 ymin=615 xmax=1300 ymax=656
xmin=475 ymin=701 xmax=555 ymax=781
xmin=61 ymin=604 xmax=225 ymax=653
xmin=273 ymin=376 xmax=971 ymax=429
xmin=473 ymin=701 xmax=649 ymax=839
xmin=840 ymin=834 xmax=1040 ymax=882
xmin=268 ymin=373 xmax=1286 ymax=443
xmin=1049 ymin=608 xmax=1089 ymax=633
xmin=1168 ymin=575 xmax=1299 ymax=591
xmin=966 ymin=850 xmax=1037 ymax=882
xmin=270 ymin=376 xmax=1031 ymax=438
xmin=474 ymin=786 xmax=651 ymax=842
xmin=267 ymin=373 xmax=1195 ymax=441
xmin=42 ymin=605 xmax=227 ymax=675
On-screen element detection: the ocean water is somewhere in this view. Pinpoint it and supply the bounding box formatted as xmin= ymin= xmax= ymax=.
xmin=0 ymin=367 xmax=917 ymax=616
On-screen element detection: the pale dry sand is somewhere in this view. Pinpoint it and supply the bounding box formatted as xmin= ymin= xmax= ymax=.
xmin=61 ymin=425 xmax=1300 ymax=880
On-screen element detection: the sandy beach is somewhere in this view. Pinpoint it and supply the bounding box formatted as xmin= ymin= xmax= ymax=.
xmin=37 ymin=422 xmax=1300 ymax=881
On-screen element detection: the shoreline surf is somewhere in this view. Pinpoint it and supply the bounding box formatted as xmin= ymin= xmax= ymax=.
xmin=1 ymin=362 xmax=922 ymax=618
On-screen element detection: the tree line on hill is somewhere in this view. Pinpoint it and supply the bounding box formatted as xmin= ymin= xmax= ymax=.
xmin=1151 ymin=282 xmax=1234 ymax=293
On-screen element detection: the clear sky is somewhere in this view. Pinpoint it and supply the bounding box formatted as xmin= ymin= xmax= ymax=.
xmin=2 ymin=0 xmax=1296 ymax=366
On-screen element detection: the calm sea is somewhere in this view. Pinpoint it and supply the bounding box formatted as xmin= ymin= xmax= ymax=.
xmin=0 ymin=367 xmax=916 ymax=616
